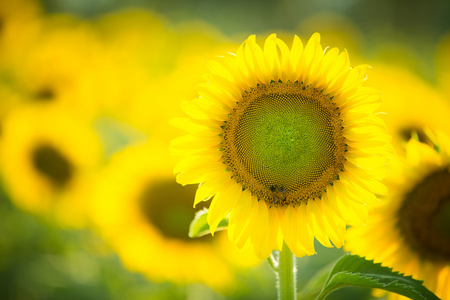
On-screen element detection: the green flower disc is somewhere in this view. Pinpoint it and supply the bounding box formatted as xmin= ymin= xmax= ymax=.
xmin=222 ymin=82 xmax=346 ymax=206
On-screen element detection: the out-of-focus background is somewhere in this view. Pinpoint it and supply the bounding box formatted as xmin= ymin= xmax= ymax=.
xmin=1 ymin=0 xmax=450 ymax=299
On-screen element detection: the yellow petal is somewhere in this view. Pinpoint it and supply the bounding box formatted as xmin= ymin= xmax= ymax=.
xmin=243 ymin=35 xmax=270 ymax=84
xmin=207 ymin=181 xmax=242 ymax=234
xmin=228 ymin=189 xmax=253 ymax=241
xmin=295 ymin=204 xmax=316 ymax=255
xmin=306 ymin=200 xmax=333 ymax=248
xmin=290 ymin=35 xmax=304 ymax=72
xmin=274 ymin=37 xmax=292 ymax=82
xmin=250 ymin=200 xmax=271 ymax=258
xmin=264 ymin=34 xmax=281 ymax=81
xmin=234 ymin=196 xmax=258 ymax=249
xmin=299 ymin=33 xmax=323 ymax=85
xmin=194 ymin=175 xmax=229 ymax=207
xmin=279 ymin=205 xmax=300 ymax=255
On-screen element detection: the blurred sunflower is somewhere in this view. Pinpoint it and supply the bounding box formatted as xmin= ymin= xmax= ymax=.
xmin=346 ymin=131 xmax=450 ymax=300
xmin=90 ymin=9 xmax=178 ymax=120
xmin=0 ymin=0 xmax=42 ymax=121
xmin=0 ymin=104 xmax=102 ymax=227
xmin=99 ymin=11 xmax=238 ymax=138
xmin=10 ymin=15 xmax=104 ymax=117
xmin=90 ymin=142 xmax=259 ymax=290
xmin=369 ymin=64 xmax=450 ymax=152
xmin=0 ymin=12 xmax=104 ymax=123
xmin=172 ymin=33 xmax=392 ymax=258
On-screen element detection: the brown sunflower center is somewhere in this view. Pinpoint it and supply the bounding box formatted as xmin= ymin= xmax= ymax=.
xmin=221 ymin=81 xmax=346 ymax=207
xmin=32 ymin=144 xmax=73 ymax=187
xmin=35 ymin=87 xmax=56 ymax=101
xmin=397 ymin=168 xmax=450 ymax=262
xmin=139 ymin=179 xmax=210 ymax=241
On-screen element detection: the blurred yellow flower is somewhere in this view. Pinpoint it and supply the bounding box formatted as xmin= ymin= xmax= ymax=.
xmin=89 ymin=9 xmax=178 ymax=121
xmin=94 ymin=9 xmax=178 ymax=79
xmin=11 ymin=15 xmax=104 ymax=117
xmin=90 ymin=142 xmax=259 ymax=290
xmin=0 ymin=104 xmax=102 ymax=227
xmin=100 ymin=12 xmax=238 ymax=138
xmin=346 ymin=132 xmax=450 ymax=300
xmin=172 ymin=33 xmax=392 ymax=258
xmin=0 ymin=0 xmax=42 ymax=120
xmin=369 ymin=64 xmax=450 ymax=152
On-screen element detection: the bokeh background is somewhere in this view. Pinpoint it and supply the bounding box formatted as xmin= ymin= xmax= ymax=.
xmin=1 ymin=0 xmax=450 ymax=299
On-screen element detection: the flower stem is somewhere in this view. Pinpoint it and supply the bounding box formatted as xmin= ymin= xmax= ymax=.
xmin=277 ymin=242 xmax=296 ymax=300
xmin=267 ymin=253 xmax=279 ymax=272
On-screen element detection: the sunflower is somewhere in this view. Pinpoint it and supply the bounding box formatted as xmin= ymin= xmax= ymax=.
xmin=345 ymin=131 xmax=450 ymax=300
xmin=171 ymin=33 xmax=392 ymax=258
xmin=0 ymin=104 xmax=102 ymax=227
xmin=89 ymin=9 xmax=177 ymax=121
xmin=95 ymin=9 xmax=237 ymax=139
xmin=368 ymin=64 xmax=450 ymax=153
xmin=129 ymin=30 xmax=237 ymax=144
xmin=1 ymin=12 xmax=107 ymax=124
xmin=0 ymin=0 xmax=42 ymax=120
xmin=89 ymin=142 xmax=259 ymax=290
xmin=11 ymin=15 xmax=104 ymax=117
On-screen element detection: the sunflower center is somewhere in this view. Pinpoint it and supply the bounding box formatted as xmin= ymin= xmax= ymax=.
xmin=398 ymin=168 xmax=450 ymax=262
xmin=139 ymin=179 xmax=210 ymax=241
xmin=32 ymin=144 xmax=73 ymax=187
xmin=35 ymin=87 xmax=56 ymax=101
xmin=222 ymin=81 xmax=346 ymax=206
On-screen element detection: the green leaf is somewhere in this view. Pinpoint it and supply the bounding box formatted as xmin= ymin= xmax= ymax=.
xmin=188 ymin=208 xmax=228 ymax=238
xmin=298 ymin=258 xmax=341 ymax=300
xmin=316 ymin=255 xmax=440 ymax=300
